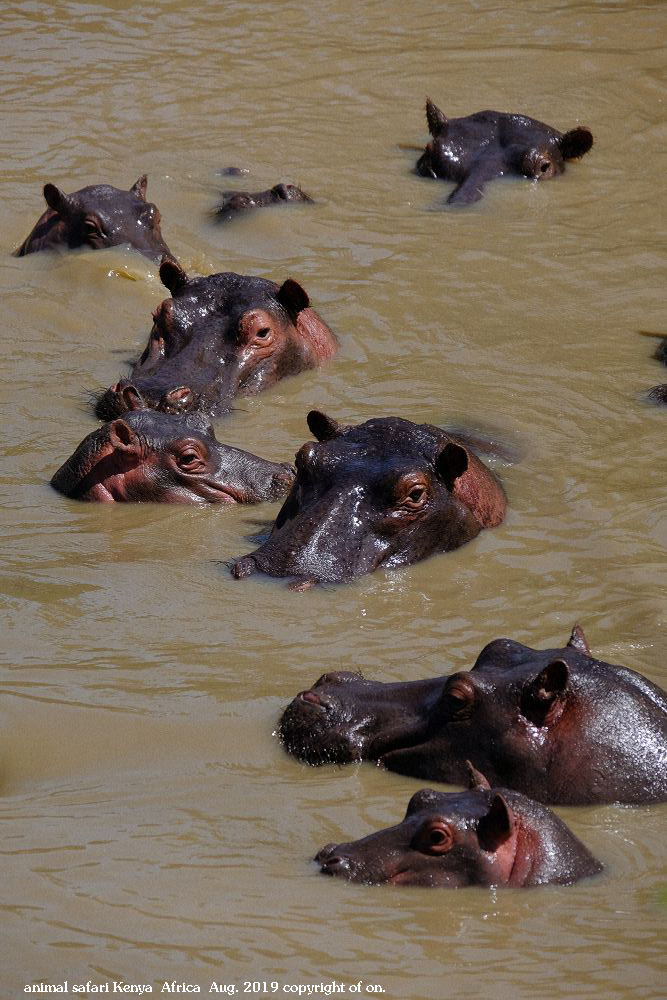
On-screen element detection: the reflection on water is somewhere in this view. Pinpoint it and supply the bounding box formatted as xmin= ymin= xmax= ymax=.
xmin=1 ymin=1 xmax=666 ymax=998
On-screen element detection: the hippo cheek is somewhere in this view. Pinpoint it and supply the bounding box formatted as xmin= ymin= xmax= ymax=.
xmin=381 ymin=742 xmax=463 ymax=784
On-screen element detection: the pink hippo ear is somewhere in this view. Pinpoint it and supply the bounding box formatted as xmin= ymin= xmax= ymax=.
xmin=425 ymin=98 xmax=449 ymax=137
xmin=130 ymin=174 xmax=148 ymax=201
xmin=307 ymin=410 xmax=343 ymax=441
xmin=559 ymin=127 xmax=593 ymax=160
xmin=109 ymin=419 xmax=142 ymax=455
xmin=521 ymin=659 xmax=569 ymax=726
xmin=567 ymin=623 xmax=592 ymax=656
xmin=159 ymin=256 xmax=189 ymax=295
xmin=477 ymin=793 xmax=515 ymax=852
xmin=43 ymin=183 xmax=73 ymax=217
xmin=434 ymin=441 xmax=469 ymax=491
xmin=276 ymin=278 xmax=310 ymax=320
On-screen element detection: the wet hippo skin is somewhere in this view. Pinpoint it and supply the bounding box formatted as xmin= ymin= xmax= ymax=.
xmin=15 ymin=176 xmax=173 ymax=262
xmin=213 ymin=183 xmax=312 ymax=222
xmin=281 ymin=625 xmax=667 ymax=804
xmin=416 ymin=99 xmax=593 ymax=205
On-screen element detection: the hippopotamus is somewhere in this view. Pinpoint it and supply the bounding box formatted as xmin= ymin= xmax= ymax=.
xmin=15 ymin=176 xmax=173 ymax=262
xmin=94 ymin=258 xmax=337 ymax=421
xmin=316 ymin=770 xmax=602 ymax=887
xmin=51 ymin=410 xmax=294 ymax=503
xmin=231 ymin=410 xmax=506 ymax=588
xmin=648 ymin=384 xmax=667 ymax=405
xmin=415 ymin=99 xmax=594 ymax=205
xmin=213 ymin=183 xmax=312 ymax=222
xmin=281 ymin=625 xmax=667 ymax=804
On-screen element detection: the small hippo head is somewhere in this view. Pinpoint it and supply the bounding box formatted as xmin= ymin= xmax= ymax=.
xmin=51 ymin=410 xmax=294 ymax=504
xmin=94 ymin=259 xmax=336 ymax=421
xmin=16 ymin=176 xmax=173 ymax=262
xmin=231 ymin=411 xmax=506 ymax=588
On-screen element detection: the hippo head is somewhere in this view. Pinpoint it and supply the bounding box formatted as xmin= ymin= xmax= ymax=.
xmin=95 ymin=259 xmax=336 ymax=421
xmin=19 ymin=177 xmax=173 ymax=262
xmin=231 ymin=410 xmax=505 ymax=588
xmin=315 ymin=786 xmax=529 ymax=887
xmin=51 ymin=410 xmax=294 ymax=504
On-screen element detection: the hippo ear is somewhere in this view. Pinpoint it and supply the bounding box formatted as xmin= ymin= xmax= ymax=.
xmin=434 ymin=441 xmax=469 ymax=490
xmin=130 ymin=174 xmax=148 ymax=201
xmin=43 ymin=183 xmax=72 ymax=217
xmin=477 ymin=794 xmax=514 ymax=851
xmin=567 ymin=623 xmax=592 ymax=657
xmin=108 ymin=419 xmax=141 ymax=455
xmin=521 ymin=659 xmax=569 ymax=726
xmin=559 ymin=127 xmax=593 ymax=160
xmin=425 ymin=98 xmax=448 ymax=137
xmin=465 ymin=761 xmax=492 ymax=791
xmin=159 ymin=256 xmax=189 ymax=295
xmin=276 ymin=278 xmax=310 ymax=320
xmin=307 ymin=410 xmax=342 ymax=441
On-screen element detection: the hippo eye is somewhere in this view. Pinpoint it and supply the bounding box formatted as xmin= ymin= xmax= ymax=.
xmin=83 ymin=217 xmax=106 ymax=243
xmin=408 ymin=486 xmax=426 ymax=503
xmin=176 ymin=446 xmax=205 ymax=471
xmin=442 ymin=675 xmax=475 ymax=713
xmin=396 ymin=476 xmax=429 ymax=511
xmin=413 ymin=821 xmax=454 ymax=855
xmin=255 ymin=327 xmax=271 ymax=339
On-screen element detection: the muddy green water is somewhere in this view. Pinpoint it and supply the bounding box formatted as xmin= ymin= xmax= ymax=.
xmin=1 ymin=1 xmax=666 ymax=998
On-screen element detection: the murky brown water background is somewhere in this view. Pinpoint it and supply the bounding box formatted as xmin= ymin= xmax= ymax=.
xmin=1 ymin=1 xmax=666 ymax=997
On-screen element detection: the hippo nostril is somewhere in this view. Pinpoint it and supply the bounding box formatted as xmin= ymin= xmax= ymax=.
xmin=161 ymin=387 xmax=194 ymax=413
xmin=120 ymin=385 xmax=146 ymax=411
xmin=300 ymin=691 xmax=323 ymax=707
xmin=319 ymin=854 xmax=350 ymax=875
xmin=540 ymin=161 xmax=550 ymax=173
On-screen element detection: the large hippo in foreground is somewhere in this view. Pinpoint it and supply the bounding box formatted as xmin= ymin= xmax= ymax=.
xmin=280 ymin=625 xmax=667 ymax=804
xmin=15 ymin=176 xmax=173 ymax=262
xmin=213 ymin=183 xmax=312 ymax=222
xmin=231 ymin=410 xmax=506 ymax=588
xmin=316 ymin=770 xmax=602 ymax=887
xmin=416 ymin=99 xmax=593 ymax=205
xmin=95 ymin=259 xmax=337 ymax=421
xmin=52 ymin=410 xmax=294 ymax=503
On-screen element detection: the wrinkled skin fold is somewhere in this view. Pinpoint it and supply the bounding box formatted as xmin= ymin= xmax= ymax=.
xmin=51 ymin=410 xmax=295 ymax=504
xmin=281 ymin=625 xmax=667 ymax=804
xmin=315 ymin=780 xmax=602 ymax=887
xmin=415 ymin=99 xmax=593 ymax=205
xmin=231 ymin=409 xmax=506 ymax=587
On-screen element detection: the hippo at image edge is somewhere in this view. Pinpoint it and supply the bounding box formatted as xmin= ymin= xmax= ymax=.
xmin=94 ymin=258 xmax=337 ymax=421
xmin=15 ymin=176 xmax=173 ymax=262
xmin=280 ymin=625 xmax=667 ymax=805
xmin=416 ymin=99 xmax=593 ymax=205
xmin=315 ymin=768 xmax=602 ymax=887
xmin=231 ymin=410 xmax=506 ymax=588
xmin=213 ymin=183 xmax=312 ymax=222
xmin=51 ymin=410 xmax=294 ymax=504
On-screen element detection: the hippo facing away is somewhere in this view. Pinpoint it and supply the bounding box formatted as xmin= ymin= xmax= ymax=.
xmin=316 ymin=772 xmax=602 ymax=887
xmin=281 ymin=625 xmax=667 ymax=804
xmin=231 ymin=410 xmax=506 ymax=588
xmin=15 ymin=176 xmax=173 ymax=262
xmin=52 ymin=410 xmax=294 ymax=504
xmin=416 ymin=99 xmax=593 ymax=205
xmin=95 ymin=259 xmax=337 ymax=421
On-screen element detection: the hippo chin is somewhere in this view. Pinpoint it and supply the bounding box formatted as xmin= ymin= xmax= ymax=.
xmin=281 ymin=625 xmax=667 ymax=805
xmin=15 ymin=176 xmax=173 ymax=262
xmin=94 ymin=258 xmax=337 ymax=421
xmin=316 ymin=772 xmax=602 ymax=887
xmin=213 ymin=183 xmax=312 ymax=222
xmin=231 ymin=410 xmax=506 ymax=587
xmin=51 ymin=410 xmax=294 ymax=504
xmin=416 ymin=99 xmax=593 ymax=205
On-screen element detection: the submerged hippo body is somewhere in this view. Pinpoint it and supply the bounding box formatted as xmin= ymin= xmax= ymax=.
xmin=95 ymin=258 xmax=337 ymax=421
xmin=316 ymin=778 xmax=602 ymax=887
xmin=281 ymin=626 xmax=667 ymax=804
xmin=231 ymin=410 xmax=506 ymax=588
xmin=214 ymin=183 xmax=312 ymax=222
xmin=52 ymin=410 xmax=294 ymax=504
xmin=416 ymin=99 xmax=593 ymax=205
xmin=15 ymin=176 xmax=173 ymax=262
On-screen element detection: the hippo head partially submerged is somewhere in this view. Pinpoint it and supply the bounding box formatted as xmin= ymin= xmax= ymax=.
xmin=51 ymin=410 xmax=294 ymax=504
xmin=213 ymin=183 xmax=312 ymax=222
xmin=15 ymin=176 xmax=173 ymax=262
xmin=416 ymin=99 xmax=593 ymax=205
xmin=95 ymin=259 xmax=337 ymax=421
xmin=231 ymin=410 xmax=506 ymax=588
xmin=281 ymin=625 xmax=667 ymax=804
xmin=315 ymin=775 xmax=602 ymax=887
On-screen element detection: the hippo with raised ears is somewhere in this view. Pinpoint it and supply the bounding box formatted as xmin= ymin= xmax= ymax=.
xmin=213 ymin=183 xmax=312 ymax=222
xmin=15 ymin=176 xmax=173 ymax=262
xmin=51 ymin=410 xmax=294 ymax=504
xmin=94 ymin=258 xmax=337 ymax=421
xmin=231 ymin=410 xmax=506 ymax=588
xmin=280 ymin=625 xmax=667 ymax=805
xmin=316 ymin=767 xmax=602 ymax=887
xmin=416 ymin=99 xmax=593 ymax=205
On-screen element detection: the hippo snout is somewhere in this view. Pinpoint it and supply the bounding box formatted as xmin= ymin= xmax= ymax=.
xmin=231 ymin=555 xmax=258 ymax=579
xmin=269 ymin=463 xmax=296 ymax=499
xmin=95 ymin=381 xmax=148 ymax=421
xmin=315 ymin=844 xmax=351 ymax=876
